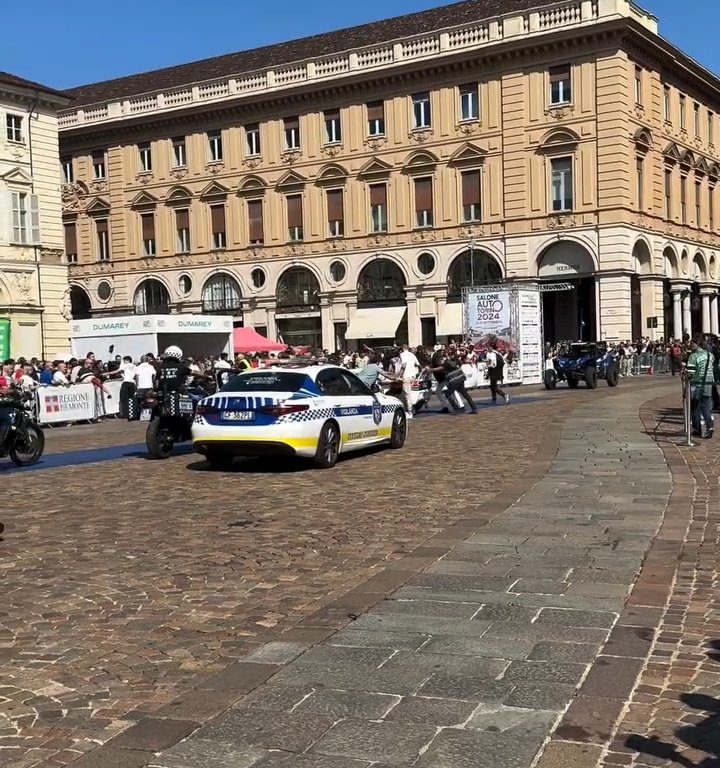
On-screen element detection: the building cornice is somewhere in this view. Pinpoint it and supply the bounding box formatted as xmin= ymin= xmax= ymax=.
xmin=58 ymin=0 xmax=656 ymax=136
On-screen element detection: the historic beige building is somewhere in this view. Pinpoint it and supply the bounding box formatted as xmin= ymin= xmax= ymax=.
xmin=0 ymin=72 xmax=71 ymax=358
xmin=58 ymin=0 xmax=720 ymax=349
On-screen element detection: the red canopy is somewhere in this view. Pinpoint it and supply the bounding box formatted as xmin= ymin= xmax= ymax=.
xmin=233 ymin=327 xmax=286 ymax=354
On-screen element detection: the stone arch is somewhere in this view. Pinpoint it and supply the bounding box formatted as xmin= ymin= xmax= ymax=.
xmin=357 ymin=258 xmax=407 ymax=306
xmin=535 ymin=238 xmax=597 ymax=278
xmin=446 ymin=249 xmax=503 ymax=303
xmin=632 ymin=238 xmax=653 ymax=275
xmin=69 ymin=285 xmax=92 ymax=319
xmin=538 ymin=127 xmax=581 ymax=151
xmin=316 ymin=163 xmax=349 ymax=183
xmin=663 ymin=245 xmax=679 ymax=278
xmin=276 ymin=266 xmax=321 ymax=311
xmin=166 ymin=186 xmax=193 ymax=203
xmin=133 ymin=278 xmax=171 ymax=315
xmin=201 ymin=271 xmax=242 ymax=314
xmin=692 ymin=251 xmax=708 ymax=282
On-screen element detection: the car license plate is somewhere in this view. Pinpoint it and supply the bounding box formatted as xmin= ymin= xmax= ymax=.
xmin=222 ymin=410 xmax=254 ymax=421
xmin=140 ymin=408 xmax=152 ymax=422
xmin=179 ymin=400 xmax=194 ymax=413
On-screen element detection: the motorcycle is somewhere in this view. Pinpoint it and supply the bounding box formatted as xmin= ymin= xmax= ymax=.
xmin=380 ymin=370 xmax=433 ymax=415
xmin=0 ymin=389 xmax=45 ymax=466
xmin=140 ymin=386 xmax=208 ymax=459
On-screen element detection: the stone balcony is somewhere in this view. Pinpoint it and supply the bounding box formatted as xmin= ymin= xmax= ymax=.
xmin=58 ymin=0 xmax=656 ymax=131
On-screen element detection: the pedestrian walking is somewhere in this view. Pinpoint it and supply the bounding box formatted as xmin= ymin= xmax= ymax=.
xmin=687 ymin=334 xmax=715 ymax=439
xmin=486 ymin=342 xmax=509 ymax=404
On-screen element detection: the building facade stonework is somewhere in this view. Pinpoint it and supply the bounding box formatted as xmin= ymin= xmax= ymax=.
xmin=58 ymin=0 xmax=720 ymax=349
xmin=0 ymin=73 xmax=71 ymax=358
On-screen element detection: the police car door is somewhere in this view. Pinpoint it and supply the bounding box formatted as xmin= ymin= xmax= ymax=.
xmin=340 ymin=370 xmax=382 ymax=445
xmin=315 ymin=368 xmax=366 ymax=447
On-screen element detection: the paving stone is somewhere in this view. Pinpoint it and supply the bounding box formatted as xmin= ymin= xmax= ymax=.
xmin=111 ymin=718 xmax=198 ymax=751
xmin=482 ymin=621 xmax=610 ymax=645
xmin=504 ymin=682 xmax=578 ymax=710
xmin=195 ymin=708 xmax=334 ymax=752
xmin=327 ymin=629 xmax=430 ymax=651
xmin=252 ymin=755 xmax=370 ymax=768
xmin=535 ymin=608 xmax=617 ymax=628
xmin=535 ymin=741 xmax=604 ymax=768
xmin=150 ymin=739 xmax=266 ymax=768
xmin=242 ymin=642 xmax=308 ymax=665
xmin=511 ymin=580 xmax=569 ymax=595
xmin=473 ymin=604 xmax=540 ymax=623
xmin=528 ymin=641 xmax=602 ymax=664
xmin=422 ymin=635 xmax=535 ymax=660
xmin=371 ymin=599 xmax=481 ymax=619
xmin=290 ymin=644 xmax=393 ymax=668
xmin=310 ymin=720 xmax=435 ymax=763
xmin=502 ymin=660 xmax=588 ymax=686
xmin=466 ymin=704 xmax=558 ymax=733
xmin=293 ymin=688 xmax=398 ymax=720
xmin=348 ymin=613 xmax=493 ymax=637
xmin=383 ymin=695 xmax=477 ymax=726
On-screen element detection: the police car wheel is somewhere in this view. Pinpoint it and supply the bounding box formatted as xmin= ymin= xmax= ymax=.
xmin=314 ymin=420 xmax=340 ymax=469
xmin=390 ymin=409 xmax=407 ymax=449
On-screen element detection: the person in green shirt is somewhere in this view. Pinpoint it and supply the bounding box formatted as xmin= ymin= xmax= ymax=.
xmin=686 ymin=334 xmax=715 ymax=438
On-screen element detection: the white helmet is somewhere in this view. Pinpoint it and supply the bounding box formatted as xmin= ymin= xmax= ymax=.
xmin=163 ymin=345 xmax=183 ymax=360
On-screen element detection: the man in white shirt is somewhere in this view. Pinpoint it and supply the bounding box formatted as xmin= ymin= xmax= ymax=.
xmin=118 ymin=356 xmax=137 ymax=419
xmin=135 ymin=356 xmax=156 ymax=392
xmin=214 ymin=353 xmax=232 ymax=370
xmin=52 ymin=362 xmax=70 ymax=386
xmin=399 ymin=344 xmax=420 ymax=419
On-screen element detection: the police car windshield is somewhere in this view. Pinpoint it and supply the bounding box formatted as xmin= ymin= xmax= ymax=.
xmin=221 ymin=372 xmax=308 ymax=392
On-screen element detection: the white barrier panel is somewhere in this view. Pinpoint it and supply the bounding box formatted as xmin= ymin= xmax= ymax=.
xmin=101 ymin=380 xmax=122 ymax=417
xmin=37 ymin=384 xmax=96 ymax=425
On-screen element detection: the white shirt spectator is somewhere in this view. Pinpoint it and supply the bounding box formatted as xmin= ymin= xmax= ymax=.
xmin=214 ymin=359 xmax=232 ymax=370
xmin=399 ymin=350 xmax=420 ymax=380
xmin=136 ymin=362 xmax=156 ymax=389
xmin=52 ymin=370 xmax=69 ymax=386
xmin=120 ymin=362 xmax=137 ymax=383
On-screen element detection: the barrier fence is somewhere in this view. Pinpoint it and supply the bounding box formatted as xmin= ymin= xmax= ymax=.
xmin=35 ymin=380 xmax=122 ymax=426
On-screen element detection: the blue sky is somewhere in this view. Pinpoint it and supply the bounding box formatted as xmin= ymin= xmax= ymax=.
xmin=5 ymin=0 xmax=718 ymax=90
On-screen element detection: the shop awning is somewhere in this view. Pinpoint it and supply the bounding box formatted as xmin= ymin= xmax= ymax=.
xmin=345 ymin=306 xmax=406 ymax=340
xmin=437 ymin=303 xmax=464 ymax=337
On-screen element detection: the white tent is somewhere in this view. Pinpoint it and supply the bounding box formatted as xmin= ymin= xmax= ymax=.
xmin=70 ymin=314 xmax=234 ymax=361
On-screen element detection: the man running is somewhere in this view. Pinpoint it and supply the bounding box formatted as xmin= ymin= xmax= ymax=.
xmin=486 ymin=342 xmax=509 ymax=404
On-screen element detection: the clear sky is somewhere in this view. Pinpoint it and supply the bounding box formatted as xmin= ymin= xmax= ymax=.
xmin=4 ymin=0 xmax=719 ymax=90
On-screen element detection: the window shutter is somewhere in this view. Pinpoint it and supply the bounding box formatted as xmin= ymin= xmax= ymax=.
xmin=462 ymin=171 xmax=481 ymax=205
xmin=414 ymin=178 xmax=432 ymax=211
xmin=211 ymin=204 xmax=226 ymax=234
xmin=287 ymin=195 xmax=302 ymax=227
xmin=248 ymin=200 xmax=263 ymax=241
xmin=64 ymin=222 xmax=77 ymax=255
xmin=327 ymin=190 xmax=343 ymax=221
xmin=367 ymin=102 xmax=384 ymax=121
xmin=370 ymin=184 xmax=386 ymax=206
xmin=325 ymin=109 xmax=340 ymax=122
xmin=10 ymin=191 xmax=20 ymax=242
xmin=0 ymin=190 xmax=10 ymax=244
xmin=96 ymin=219 xmax=108 ymax=236
xmin=141 ymin=213 xmax=155 ymax=240
xmin=549 ymin=66 xmax=569 ymax=83
xmin=176 ymin=209 xmax=189 ymax=230
xmin=285 ymin=116 xmax=299 ymax=130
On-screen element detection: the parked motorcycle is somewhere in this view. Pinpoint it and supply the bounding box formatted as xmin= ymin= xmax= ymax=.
xmin=141 ymin=386 xmax=208 ymax=459
xmin=0 ymin=390 xmax=45 ymax=466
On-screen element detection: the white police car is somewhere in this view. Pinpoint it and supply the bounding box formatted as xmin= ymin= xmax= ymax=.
xmin=192 ymin=366 xmax=407 ymax=469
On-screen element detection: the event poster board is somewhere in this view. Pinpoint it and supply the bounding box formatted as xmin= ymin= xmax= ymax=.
xmin=465 ymin=289 xmax=522 ymax=384
xmin=37 ymin=383 xmax=96 ymax=425
xmin=517 ymin=290 xmax=543 ymax=385
xmin=0 ymin=319 xmax=10 ymax=360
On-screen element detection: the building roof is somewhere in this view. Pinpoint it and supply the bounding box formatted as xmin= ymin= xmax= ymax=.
xmin=0 ymin=71 xmax=69 ymax=100
xmin=65 ymin=0 xmax=557 ymax=108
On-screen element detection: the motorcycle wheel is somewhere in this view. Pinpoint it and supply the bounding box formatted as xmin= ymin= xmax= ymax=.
xmin=10 ymin=424 xmax=45 ymax=467
xmin=146 ymin=419 xmax=175 ymax=459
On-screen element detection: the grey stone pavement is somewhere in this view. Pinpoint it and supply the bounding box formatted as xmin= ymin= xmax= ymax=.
xmin=150 ymin=384 xmax=673 ymax=768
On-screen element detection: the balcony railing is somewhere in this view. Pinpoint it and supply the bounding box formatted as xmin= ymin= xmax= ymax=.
xmin=58 ymin=0 xmax=656 ymax=130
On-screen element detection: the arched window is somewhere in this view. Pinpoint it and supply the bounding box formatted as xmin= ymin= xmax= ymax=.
xmin=134 ymin=279 xmax=170 ymax=315
xmin=70 ymin=285 xmax=92 ymax=319
xmin=447 ymin=250 xmax=502 ymax=303
xmin=276 ymin=267 xmax=320 ymax=312
xmin=357 ymin=259 xmax=406 ymax=306
xmin=201 ymin=273 xmax=242 ymax=314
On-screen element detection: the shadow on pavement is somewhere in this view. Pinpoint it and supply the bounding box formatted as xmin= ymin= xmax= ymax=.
xmin=626 ymin=655 xmax=720 ymax=767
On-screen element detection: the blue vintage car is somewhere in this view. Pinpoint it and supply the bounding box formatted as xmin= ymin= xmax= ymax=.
xmin=544 ymin=342 xmax=620 ymax=390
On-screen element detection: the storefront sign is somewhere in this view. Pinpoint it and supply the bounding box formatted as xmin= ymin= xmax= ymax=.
xmin=0 ymin=319 xmax=10 ymax=360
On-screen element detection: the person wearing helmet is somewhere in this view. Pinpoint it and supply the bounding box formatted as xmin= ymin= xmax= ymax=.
xmin=156 ymin=345 xmax=207 ymax=394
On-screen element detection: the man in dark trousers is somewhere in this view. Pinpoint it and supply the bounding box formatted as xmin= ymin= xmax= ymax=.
xmin=486 ymin=342 xmax=510 ymax=404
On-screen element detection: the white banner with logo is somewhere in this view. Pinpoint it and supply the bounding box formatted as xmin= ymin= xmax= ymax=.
xmin=101 ymin=380 xmax=122 ymax=417
xmin=37 ymin=384 xmax=97 ymax=425
xmin=466 ymin=290 xmax=512 ymax=346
